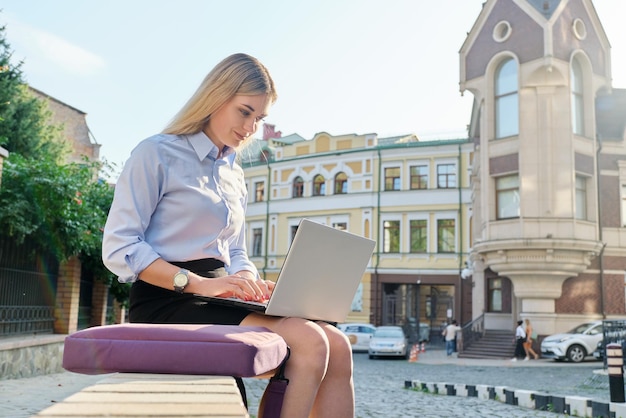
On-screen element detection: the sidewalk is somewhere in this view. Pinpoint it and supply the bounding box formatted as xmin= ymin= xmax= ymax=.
xmin=0 ymin=348 xmax=611 ymax=418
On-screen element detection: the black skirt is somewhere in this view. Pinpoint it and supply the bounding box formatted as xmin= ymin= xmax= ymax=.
xmin=129 ymin=258 xmax=252 ymax=325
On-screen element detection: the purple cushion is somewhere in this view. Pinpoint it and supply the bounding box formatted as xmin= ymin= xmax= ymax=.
xmin=63 ymin=323 xmax=288 ymax=377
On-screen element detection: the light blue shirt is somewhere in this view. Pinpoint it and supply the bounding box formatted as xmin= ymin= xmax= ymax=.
xmin=102 ymin=131 xmax=258 ymax=283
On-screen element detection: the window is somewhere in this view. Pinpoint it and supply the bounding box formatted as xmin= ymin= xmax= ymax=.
xmin=488 ymin=278 xmax=502 ymax=312
xmin=410 ymin=165 xmax=428 ymax=189
xmin=382 ymin=220 xmax=400 ymax=253
xmin=437 ymin=219 xmax=455 ymax=253
xmin=437 ymin=164 xmax=456 ymax=188
xmin=292 ymin=176 xmax=304 ymax=198
xmin=409 ymin=219 xmax=427 ymax=253
xmin=575 ymin=175 xmax=587 ymax=220
xmin=251 ymin=228 xmax=263 ymax=257
xmin=334 ymin=172 xmax=348 ymax=194
xmin=384 ymin=167 xmax=401 ymax=191
xmin=571 ymin=58 xmax=585 ymax=136
xmin=290 ymin=224 xmax=299 ymax=243
xmin=333 ymin=222 xmax=347 ymax=231
xmin=313 ymin=174 xmax=326 ymax=196
xmin=496 ymin=175 xmax=520 ymax=219
xmin=495 ymin=58 xmax=519 ymax=138
xmin=254 ymin=181 xmax=264 ymax=202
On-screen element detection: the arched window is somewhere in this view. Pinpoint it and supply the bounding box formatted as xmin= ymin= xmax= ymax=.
xmin=495 ymin=58 xmax=519 ymax=139
xmin=571 ymin=58 xmax=585 ymax=135
xmin=292 ymin=176 xmax=304 ymax=198
xmin=313 ymin=174 xmax=326 ymax=196
xmin=334 ymin=172 xmax=348 ymax=194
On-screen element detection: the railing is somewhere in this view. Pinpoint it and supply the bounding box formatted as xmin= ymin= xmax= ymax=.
xmin=601 ymin=319 xmax=626 ymax=368
xmin=0 ymin=235 xmax=59 ymax=337
xmin=458 ymin=313 xmax=485 ymax=353
xmin=0 ymin=305 xmax=55 ymax=336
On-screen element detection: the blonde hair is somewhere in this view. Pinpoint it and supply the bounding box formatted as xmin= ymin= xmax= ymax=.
xmin=163 ymin=53 xmax=277 ymax=135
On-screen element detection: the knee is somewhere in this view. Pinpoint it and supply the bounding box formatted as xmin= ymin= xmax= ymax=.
xmin=325 ymin=327 xmax=353 ymax=375
xmin=286 ymin=320 xmax=331 ymax=374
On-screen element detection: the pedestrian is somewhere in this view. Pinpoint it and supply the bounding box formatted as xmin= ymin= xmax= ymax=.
xmin=511 ymin=320 xmax=527 ymax=361
xmin=102 ymin=53 xmax=354 ymax=418
xmin=523 ymin=318 xmax=540 ymax=360
xmin=442 ymin=319 xmax=461 ymax=356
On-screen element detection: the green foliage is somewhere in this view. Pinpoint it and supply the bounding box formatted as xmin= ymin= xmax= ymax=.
xmin=0 ymin=155 xmax=105 ymax=258
xmin=0 ymin=154 xmax=128 ymax=304
xmin=0 ymin=20 xmax=129 ymax=305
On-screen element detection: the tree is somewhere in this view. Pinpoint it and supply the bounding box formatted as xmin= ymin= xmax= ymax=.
xmin=0 ymin=21 xmax=129 ymax=305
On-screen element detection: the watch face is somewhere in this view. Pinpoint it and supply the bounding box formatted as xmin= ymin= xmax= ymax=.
xmin=174 ymin=272 xmax=188 ymax=287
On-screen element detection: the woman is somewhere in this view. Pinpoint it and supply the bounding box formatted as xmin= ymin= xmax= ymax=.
xmin=102 ymin=53 xmax=354 ymax=418
xmin=524 ymin=318 xmax=539 ymax=360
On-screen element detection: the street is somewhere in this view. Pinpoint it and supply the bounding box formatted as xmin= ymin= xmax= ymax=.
xmin=0 ymin=348 xmax=611 ymax=417
xmin=243 ymin=349 xmax=609 ymax=417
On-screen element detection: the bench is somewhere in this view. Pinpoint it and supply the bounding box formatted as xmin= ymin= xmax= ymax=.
xmin=54 ymin=323 xmax=289 ymax=417
xmin=34 ymin=373 xmax=249 ymax=417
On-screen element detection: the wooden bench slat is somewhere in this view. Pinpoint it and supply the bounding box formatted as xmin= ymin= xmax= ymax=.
xmin=34 ymin=373 xmax=249 ymax=418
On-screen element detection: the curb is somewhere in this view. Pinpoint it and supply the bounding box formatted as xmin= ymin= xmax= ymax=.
xmin=404 ymin=380 xmax=626 ymax=417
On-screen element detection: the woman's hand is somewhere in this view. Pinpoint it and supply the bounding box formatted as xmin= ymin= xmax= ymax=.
xmin=188 ymin=271 xmax=274 ymax=302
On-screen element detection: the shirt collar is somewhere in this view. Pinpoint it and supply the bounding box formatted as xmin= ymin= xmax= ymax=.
xmin=186 ymin=131 xmax=237 ymax=166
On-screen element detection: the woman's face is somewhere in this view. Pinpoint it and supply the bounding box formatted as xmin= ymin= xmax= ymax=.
xmin=204 ymin=94 xmax=271 ymax=151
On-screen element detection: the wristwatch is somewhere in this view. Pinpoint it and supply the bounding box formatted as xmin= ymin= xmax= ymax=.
xmin=173 ymin=269 xmax=190 ymax=293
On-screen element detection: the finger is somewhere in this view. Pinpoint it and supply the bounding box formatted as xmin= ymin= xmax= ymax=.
xmin=234 ymin=276 xmax=266 ymax=301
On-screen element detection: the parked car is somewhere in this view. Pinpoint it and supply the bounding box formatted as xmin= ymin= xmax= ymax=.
xmin=337 ymin=323 xmax=376 ymax=352
xmin=594 ymin=340 xmax=626 ymax=361
xmin=593 ymin=339 xmax=604 ymax=361
xmin=368 ymin=326 xmax=409 ymax=359
xmin=541 ymin=321 xmax=603 ymax=363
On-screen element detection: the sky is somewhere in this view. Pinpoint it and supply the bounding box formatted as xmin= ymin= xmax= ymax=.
xmin=1 ymin=0 xmax=624 ymax=178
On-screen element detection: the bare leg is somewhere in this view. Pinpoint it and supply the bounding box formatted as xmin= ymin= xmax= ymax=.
xmin=242 ymin=314 xmax=346 ymax=418
xmin=309 ymin=322 xmax=354 ymax=418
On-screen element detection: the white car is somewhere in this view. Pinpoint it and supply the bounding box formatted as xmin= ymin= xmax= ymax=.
xmin=368 ymin=326 xmax=409 ymax=359
xmin=337 ymin=323 xmax=376 ymax=352
xmin=540 ymin=321 xmax=603 ymax=363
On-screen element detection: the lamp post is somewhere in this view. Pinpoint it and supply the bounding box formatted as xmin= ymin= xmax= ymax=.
xmin=460 ymin=261 xmax=473 ymax=325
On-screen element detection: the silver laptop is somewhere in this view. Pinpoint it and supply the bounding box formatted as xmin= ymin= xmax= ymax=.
xmin=197 ymin=219 xmax=376 ymax=323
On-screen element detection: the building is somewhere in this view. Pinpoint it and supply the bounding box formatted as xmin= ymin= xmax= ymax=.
xmin=0 ymin=88 xmax=111 ymax=379
xmin=241 ymin=131 xmax=473 ymax=341
xmin=460 ymin=0 xmax=626 ymax=335
xmin=29 ymin=87 xmax=101 ymax=163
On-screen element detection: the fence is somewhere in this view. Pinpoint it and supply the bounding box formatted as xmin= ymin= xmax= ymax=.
xmin=0 ymin=236 xmax=59 ymax=337
xmin=601 ymin=319 xmax=626 ymax=368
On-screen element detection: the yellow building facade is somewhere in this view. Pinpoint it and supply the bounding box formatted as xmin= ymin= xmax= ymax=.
xmin=242 ymin=131 xmax=473 ymax=342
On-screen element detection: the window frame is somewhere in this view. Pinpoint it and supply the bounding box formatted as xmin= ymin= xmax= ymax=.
xmin=313 ymin=174 xmax=326 ymax=196
xmin=495 ymin=174 xmax=520 ymax=220
xmin=495 ymin=57 xmax=519 ymax=139
xmin=436 ymin=218 xmax=456 ymax=253
xmin=384 ymin=166 xmax=401 ymax=191
xmin=254 ymin=181 xmax=265 ymax=202
xmin=251 ymin=227 xmax=263 ymax=257
xmin=334 ymin=172 xmax=348 ymax=195
xmin=571 ymin=57 xmax=585 ymax=136
xmin=292 ymin=176 xmax=304 ymax=198
xmin=575 ymin=174 xmax=588 ymax=220
xmin=409 ymin=164 xmax=429 ymax=190
xmin=382 ymin=219 xmax=401 ymax=254
xmin=488 ymin=277 xmax=503 ymax=312
xmin=409 ymin=219 xmax=428 ymax=253
xmin=436 ymin=163 xmax=457 ymax=189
